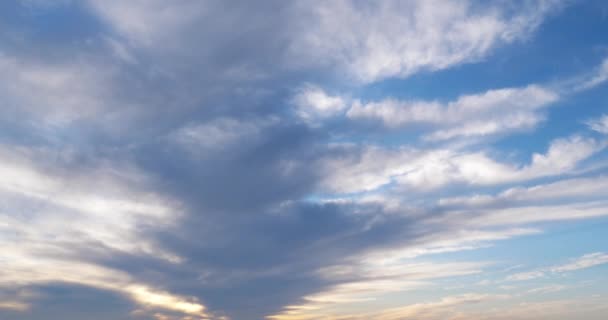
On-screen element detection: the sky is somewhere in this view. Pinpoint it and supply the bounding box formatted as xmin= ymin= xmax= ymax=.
xmin=1 ymin=1 xmax=608 ymax=319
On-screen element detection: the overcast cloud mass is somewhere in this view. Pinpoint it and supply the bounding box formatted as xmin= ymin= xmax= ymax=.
xmin=1 ymin=1 xmax=608 ymax=320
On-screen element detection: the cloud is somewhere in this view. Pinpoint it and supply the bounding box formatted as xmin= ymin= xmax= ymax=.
xmin=550 ymin=252 xmax=608 ymax=273
xmin=440 ymin=175 xmax=608 ymax=207
xmin=507 ymin=252 xmax=608 ymax=282
xmin=506 ymin=270 xmax=547 ymax=282
xmin=171 ymin=117 xmax=278 ymax=153
xmin=270 ymin=262 xmax=489 ymax=320
xmin=348 ymin=85 xmax=558 ymax=140
xmin=343 ymin=55 xmax=608 ymax=140
xmin=587 ymin=114 xmax=608 ymax=134
xmin=288 ymin=0 xmax=564 ymax=83
xmin=367 ymin=228 xmax=541 ymax=261
xmin=0 ymin=145 xmax=178 ymax=257
xmin=320 ymin=134 xmax=605 ymax=194
xmin=86 ymin=0 xmax=207 ymax=49
xmin=291 ymin=85 xmax=348 ymax=121
xmin=269 ymin=293 xmax=505 ymax=320
xmin=573 ymin=57 xmax=608 ymax=92
xmin=126 ymin=285 xmax=205 ymax=315
xmin=1 ymin=1 xmax=607 ymax=319
xmin=466 ymin=201 xmax=608 ymax=227
xmin=271 ymin=293 xmax=608 ymax=320
xmin=400 ymin=134 xmax=604 ymax=188
xmin=434 ymin=176 xmax=608 ymax=229
xmin=526 ymin=285 xmax=565 ymax=294
xmin=0 ymin=145 xmax=217 ymax=318
xmin=0 ymin=52 xmax=118 ymax=125
xmin=0 ymin=255 xmax=209 ymax=317
xmin=0 ymin=301 xmax=29 ymax=312
xmin=318 ymin=145 xmax=416 ymax=193
xmin=267 ymin=226 xmax=540 ymax=320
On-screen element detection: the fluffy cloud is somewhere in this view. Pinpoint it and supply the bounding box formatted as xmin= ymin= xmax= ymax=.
xmin=291 ymin=85 xmax=348 ymax=121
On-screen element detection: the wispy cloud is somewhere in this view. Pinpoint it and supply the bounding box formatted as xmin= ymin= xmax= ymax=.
xmin=587 ymin=114 xmax=608 ymax=134
xmin=508 ymin=252 xmax=608 ymax=281
xmin=288 ymin=0 xmax=565 ymax=82
xmin=551 ymin=252 xmax=608 ymax=273
xmin=348 ymin=85 xmax=558 ymax=140
xmin=320 ymin=133 xmax=605 ymax=194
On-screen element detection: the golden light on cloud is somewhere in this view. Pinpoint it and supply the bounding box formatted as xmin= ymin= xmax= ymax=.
xmin=0 ymin=301 xmax=29 ymax=312
xmin=126 ymin=285 xmax=206 ymax=315
xmin=0 ymin=143 xmax=218 ymax=319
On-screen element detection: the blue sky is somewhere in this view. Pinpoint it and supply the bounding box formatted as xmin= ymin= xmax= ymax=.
xmin=1 ymin=1 xmax=608 ymax=320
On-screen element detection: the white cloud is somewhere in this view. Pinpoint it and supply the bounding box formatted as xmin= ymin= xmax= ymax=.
xmin=398 ymin=135 xmax=604 ymax=189
xmin=349 ymin=85 xmax=556 ymax=127
xmin=465 ymin=201 xmax=608 ymax=227
xmin=573 ymin=57 xmax=608 ymax=91
xmin=587 ymin=114 xmax=608 ymax=134
xmin=550 ymin=252 xmax=608 ymax=273
xmin=291 ymin=85 xmax=347 ymax=121
xmin=526 ymin=285 xmax=565 ymax=294
xmin=319 ymin=145 xmax=418 ymax=193
xmin=367 ymin=228 xmax=541 ymax=261
xmin=320 ymin=134 xmax=605 ymax=194
xmin=526 ymin=135 xmax=603 ymax=173
xmin=506 ymin=270 xmax=546 ymax=282
xmin=347 ymin=85 xmax=558 ymax=140
xmin=87 ymin=0 xmax=565 ymax=86
xmin=507 ymin=252 xmax=608 ymax=282
xmin=0 ymin=146 xmax=178 ymax=258
xmin=426 ymin=113 xmax=543 ymax=141
xmin=440 ymin=175 xmax=608 ymax=207
xmin=288 ymin=0 xmax=563 ymax=83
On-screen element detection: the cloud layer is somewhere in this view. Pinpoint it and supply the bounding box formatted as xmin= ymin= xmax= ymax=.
xmin=1 ymin=1 xmax=608 ymax=320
